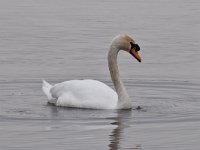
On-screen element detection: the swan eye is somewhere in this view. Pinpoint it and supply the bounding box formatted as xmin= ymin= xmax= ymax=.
xmin=130 ymin=42 xmax=140 ymax=52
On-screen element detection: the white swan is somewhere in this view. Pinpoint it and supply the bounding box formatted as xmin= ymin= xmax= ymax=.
xmin=42 ymin=34 xmax=141 ymax=109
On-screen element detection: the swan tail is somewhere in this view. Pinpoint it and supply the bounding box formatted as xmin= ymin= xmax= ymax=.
xmin=42 ymin=80 xmax=53 ymax=100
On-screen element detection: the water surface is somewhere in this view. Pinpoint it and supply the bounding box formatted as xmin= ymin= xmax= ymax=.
xmin=0 ymin=0 xmax=200 ymax=149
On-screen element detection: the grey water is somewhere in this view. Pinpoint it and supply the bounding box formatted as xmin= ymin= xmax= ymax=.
xmin=0 ymin=0 xmax=200 ymax=149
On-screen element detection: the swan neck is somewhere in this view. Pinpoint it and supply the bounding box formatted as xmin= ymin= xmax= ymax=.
xmin=108 ymin=45 xmax=131 ymax=109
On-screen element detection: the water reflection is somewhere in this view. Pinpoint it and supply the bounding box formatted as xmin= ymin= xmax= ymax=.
xmin=108 ymin=110 xmax=142 ymax=150
xmin=47 ymin=105 xmax=143 ymax=150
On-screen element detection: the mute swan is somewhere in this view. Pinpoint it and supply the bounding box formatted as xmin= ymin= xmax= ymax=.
xmin=42 ymin=34 xmax=141 ymax=109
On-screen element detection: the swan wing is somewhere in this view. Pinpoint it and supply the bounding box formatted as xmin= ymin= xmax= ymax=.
xmin=43 ymin=80 xmax=118 ymax=109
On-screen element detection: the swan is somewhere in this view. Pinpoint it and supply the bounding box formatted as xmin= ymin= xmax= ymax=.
xmin=42 ymin=34 xmax=141 ymax=109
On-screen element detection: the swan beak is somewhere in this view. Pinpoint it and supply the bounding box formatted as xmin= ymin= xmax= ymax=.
xmin=130 ymin=48 xmax=142 ymax=62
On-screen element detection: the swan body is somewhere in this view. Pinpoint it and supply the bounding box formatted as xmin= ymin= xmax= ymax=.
xmin=43 ymin=80 xmax=117 ymax=109
xmin=42 ymin=34 xmax=141 ymax=109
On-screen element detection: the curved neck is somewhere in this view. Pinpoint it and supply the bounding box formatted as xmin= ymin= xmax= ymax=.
xmin=108 ymin=45 xmax=131 ymax=109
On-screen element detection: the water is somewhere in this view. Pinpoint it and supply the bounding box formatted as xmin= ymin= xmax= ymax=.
xmin=0 ymin=0 xmax=200 ymax=149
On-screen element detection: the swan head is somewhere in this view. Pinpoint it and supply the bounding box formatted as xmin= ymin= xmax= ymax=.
xmin=111 ymin=34 xmax=141 ymax=62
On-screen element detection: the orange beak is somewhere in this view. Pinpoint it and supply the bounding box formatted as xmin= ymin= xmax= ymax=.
xmin=130 ymin=48 xmax=142 ymax=62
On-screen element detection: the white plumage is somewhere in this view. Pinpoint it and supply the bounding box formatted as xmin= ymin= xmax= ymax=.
xmin=43 ymin=80 xmax=117 ymax=109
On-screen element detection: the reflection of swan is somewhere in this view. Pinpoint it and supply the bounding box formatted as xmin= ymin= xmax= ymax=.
xmin=109 ymin=110 xmax=142 ymax=150
xmin=42 ymin=34 xmax=141 ymax=109
xmin=109 ymin=110 xmax=131 ymax=150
